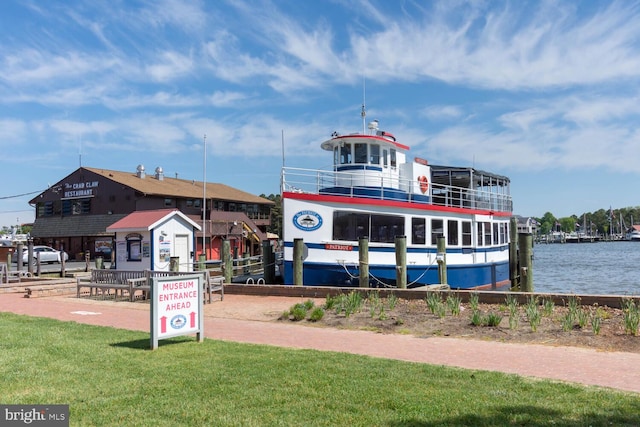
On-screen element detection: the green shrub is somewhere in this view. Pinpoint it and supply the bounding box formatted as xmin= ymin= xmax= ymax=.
xmin=309 ymin=307 xmax=325 ymax=322
xmin=290 ymin=303 xmax=308 ymax=321
xmin=446 ymin=294 xmax=462 ymax=316
xmin=485 ymin=312 xmax=503 ymax=327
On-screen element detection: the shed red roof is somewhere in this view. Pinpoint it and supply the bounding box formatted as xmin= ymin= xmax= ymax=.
xmin=107 ymin=209 xmax=199 ymax=231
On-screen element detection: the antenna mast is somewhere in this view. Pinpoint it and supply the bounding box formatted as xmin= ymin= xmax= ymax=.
xmin=361 ymin=77 xmax=366 ymax=134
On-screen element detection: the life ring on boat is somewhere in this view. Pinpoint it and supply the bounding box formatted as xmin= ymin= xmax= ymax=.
xmin=418 ymin=175 xmax=429 ymax=194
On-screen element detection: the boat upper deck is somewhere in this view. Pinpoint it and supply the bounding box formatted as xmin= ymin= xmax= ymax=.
xmin=282 ymin=166 xmax=512 ymax=214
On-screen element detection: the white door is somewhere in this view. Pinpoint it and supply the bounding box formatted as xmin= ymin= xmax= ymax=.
xmin=174 ymin=234 xmax=190 ymax=271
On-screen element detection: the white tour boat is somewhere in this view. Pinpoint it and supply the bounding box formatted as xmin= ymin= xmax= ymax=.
xmin=281 ymin=116 xmax=513 ymax=290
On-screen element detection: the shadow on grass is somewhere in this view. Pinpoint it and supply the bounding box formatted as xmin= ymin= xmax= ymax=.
xmin=388 ymin=403 xmax=640 ymax=426
xmin=110 ymin=336 xmax=195 ymax=350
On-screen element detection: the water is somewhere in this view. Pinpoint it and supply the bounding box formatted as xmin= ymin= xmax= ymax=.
xmin=532 ymin=241 xmax=640 ymax=296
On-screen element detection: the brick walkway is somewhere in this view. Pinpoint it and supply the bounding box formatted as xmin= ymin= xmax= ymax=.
xmin=1 ymin=291 xmax=639 ymax=394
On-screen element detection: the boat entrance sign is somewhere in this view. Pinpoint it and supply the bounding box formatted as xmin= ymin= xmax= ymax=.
xmin=150 ymin=273 xmax=204 ymax=350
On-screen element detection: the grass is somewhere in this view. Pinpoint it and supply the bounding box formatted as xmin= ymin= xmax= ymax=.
xmin=1 ymin=313 xmax=640 ymax=426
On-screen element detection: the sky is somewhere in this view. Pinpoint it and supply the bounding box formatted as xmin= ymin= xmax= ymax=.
xmin=2 ymin=0 xmax=640 ymax=230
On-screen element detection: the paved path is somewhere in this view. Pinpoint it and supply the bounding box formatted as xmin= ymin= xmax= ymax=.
xmin=1 ymin=291 xmax=639 ymax=394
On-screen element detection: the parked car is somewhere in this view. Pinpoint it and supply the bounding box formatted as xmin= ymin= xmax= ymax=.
xmin=12 ymin=246 xmax=69 ymax=265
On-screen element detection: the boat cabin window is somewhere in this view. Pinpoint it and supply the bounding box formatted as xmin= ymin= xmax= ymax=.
xmin=476 ymin=223 xmax=483 ymax=246
xmin=483 ymin=222 xmax=492 ymax=245
xmin=431 ymin=219 xmax=443 ymax=245
xmin=390 ymin=149 xmax=397 ymax=168
xmin=500 ymin=222 xmax=507 ymax=244
xmin=493 ymin=223 xmax=499 ymax=246
xmin=333 ymin=147 xmax=339 ymax=166
xmin=354 ymin=143 xmax=367 ymax=164
xmin=340 ymin=143 xmax=352 ymax=164
xmin=370 ymin=144 xmax=380 ymax=165
xmin=411 ymin=217 xmax=426 ymax=245
xmin=332 ymin=211 xmax=404 ymax=243
xmin=447 ymin=220 xmax=459 ymax=246
xmin=462 ymin=221 xmax=472 ymax=246
xmin=383 ymin=149 xmax=388 ymax=168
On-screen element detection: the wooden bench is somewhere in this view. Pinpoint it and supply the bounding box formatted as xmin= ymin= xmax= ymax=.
xmin=77 ymin=270 xmax=147 ymax=300
xmin=78 ymin=269 xmax=224 ymax=303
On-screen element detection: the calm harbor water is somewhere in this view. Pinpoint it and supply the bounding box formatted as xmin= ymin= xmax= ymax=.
xmin=532 ymin=241 xmax=640 ymax=296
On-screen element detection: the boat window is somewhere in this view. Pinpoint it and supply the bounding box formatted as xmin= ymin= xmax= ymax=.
xmin=447 ymin=220 xmax=459 ymax=246
xmin=354 ymin=143 xmax=367 ymax=164
xmin=390 ymin=149 xmax=397 ymax=168
xmin=333 ymin=147 xmax=339 ymax=167
xmin=332 ymin=211 xmax=403 ymax=243
xmin=411 ymin=217 xmax=426 ymax=245
xmin=340 ymin=143 xmax=352 ymax=164
xmin=371 ymin=215 xmax=404 ymax=243
xmin=492 ymin=223 xmax=499 ymax=246
xmin=484 ymin=223 xmax=492 ymax=245
xmin=333 ymin=212 xmax=369 ymax=241
xmin=477 ymin=223 xmax=483 ymax=246
xmin=370 ymin=144 xmax=380 ymax=165
xmin=383 ymin=149 xmax=388 ymax=168
xmin=462 ymin=221 xmax=472 ymax=246
xmin=500 ymin=222 xmax=507 ymax=244
xmin=431 ymin=219 xmax=443 ymax=245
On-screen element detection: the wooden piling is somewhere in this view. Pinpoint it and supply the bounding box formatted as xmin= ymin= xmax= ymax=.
xmin=509 ymin=217 xmax=519 ymax=290
xmin=395 ymin=236 xmax=407 ymax=289
xmin=262 ymin=241 xmax=276 ymax=284
xmin=223 ymin=240 xmax=232 ymax=284
xmin=518 ymin=233 xmax=534 ymax=292
xmin=437 ymin=236 xmax=447 ymax=285
xmin=293 ymin=238 xmax=304 ymax=286
xmin=358 ymin=237 xmax=369 ymax=288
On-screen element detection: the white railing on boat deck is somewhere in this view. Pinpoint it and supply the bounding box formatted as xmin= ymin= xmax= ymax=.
xmin=281 ymin=167 xmax=512 ymax=213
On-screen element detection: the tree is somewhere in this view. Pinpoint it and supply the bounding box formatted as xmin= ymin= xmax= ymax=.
xmin=261 ymin=193 xmax=282 ymax=239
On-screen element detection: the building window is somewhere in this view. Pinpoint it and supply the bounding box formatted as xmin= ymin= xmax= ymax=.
xmin=186 ymin=199 xmax=193 ymax=207
xmin=164 ymin=198 xmax=173 ymax=207
xmin=127 ymin=239 xmax=142 ymax=261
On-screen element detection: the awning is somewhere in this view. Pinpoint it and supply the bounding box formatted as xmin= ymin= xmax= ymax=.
xmin=30 ymin=214 xmax=128 ymax=238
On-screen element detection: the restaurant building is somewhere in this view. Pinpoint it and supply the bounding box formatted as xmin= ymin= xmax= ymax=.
xmin=28 ymin=165 xmax=275 ymax=263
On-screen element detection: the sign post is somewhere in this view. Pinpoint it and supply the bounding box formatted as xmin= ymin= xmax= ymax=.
xmin=150 ymin=273 xmax=204 ymax=350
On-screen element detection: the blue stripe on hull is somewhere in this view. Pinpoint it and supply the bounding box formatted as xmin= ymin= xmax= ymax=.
xmin=282 ymin=260 xmax=510 ymax=290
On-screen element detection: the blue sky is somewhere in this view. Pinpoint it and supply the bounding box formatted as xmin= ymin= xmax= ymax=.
xmin=2 ymin=0 xmax=640 ymax=229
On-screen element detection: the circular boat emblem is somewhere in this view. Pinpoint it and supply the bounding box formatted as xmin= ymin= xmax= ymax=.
xmin=293 ymin=210 xmax=323 ymax=231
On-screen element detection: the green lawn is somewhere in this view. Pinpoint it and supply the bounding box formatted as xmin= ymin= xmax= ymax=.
xmin=1 ymin=312 xmax=639 ymax=426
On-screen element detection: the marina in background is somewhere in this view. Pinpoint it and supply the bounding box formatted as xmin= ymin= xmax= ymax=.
xmin=533 ymin=241 xmax=640 ymax=296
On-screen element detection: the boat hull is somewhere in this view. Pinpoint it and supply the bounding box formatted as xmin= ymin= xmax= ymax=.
xmin=282 ymin=192 xmax=512 ymax=290
xmin=282 ymin=257 xmax=510 ymax=290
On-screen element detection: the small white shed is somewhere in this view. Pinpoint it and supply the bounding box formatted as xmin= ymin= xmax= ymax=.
xmin=106 ymin=209 xmax=201 ymax=272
